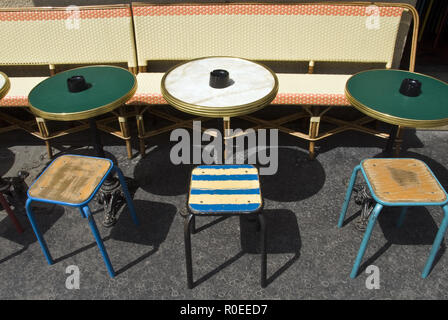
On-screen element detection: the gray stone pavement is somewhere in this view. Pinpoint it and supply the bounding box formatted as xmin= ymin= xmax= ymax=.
xmin=1 ymin=95 xmax=448 ymax=299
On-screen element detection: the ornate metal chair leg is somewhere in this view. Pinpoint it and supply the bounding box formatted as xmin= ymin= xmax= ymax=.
xmin=114 ymin=167 xmax=139 ymax=226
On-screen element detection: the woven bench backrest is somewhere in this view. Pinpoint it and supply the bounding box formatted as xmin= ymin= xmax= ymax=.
xmin=132 ymin=2 xmax=413 ymax=69
xmin=0 ymin=5 xmax=137 ymax=69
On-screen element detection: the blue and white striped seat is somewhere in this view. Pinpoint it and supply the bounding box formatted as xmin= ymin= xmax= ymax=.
xmin=184 ymin=164 xmax=266 ymax=288
xmin=188 ymin=165 xmax=262 ymax=214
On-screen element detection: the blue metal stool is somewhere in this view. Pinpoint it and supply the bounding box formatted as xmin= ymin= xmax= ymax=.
xmin=184 ymin=164 xmax=266 ymax=288
xmin=338 ymin=158 xmax=448 ymax=279
xmin=26 ymin=154 xmax=139 ymax=278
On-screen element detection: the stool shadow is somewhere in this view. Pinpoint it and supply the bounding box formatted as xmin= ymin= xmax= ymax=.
xmin=240 ymin=209 xmax=301 ymax=286
xmin=108 ymin=199 xmax=177 ymax=276
xmin=357 ymin=207 xmax=445 ymax=274
xmin=192 ymin=209 xmax=300 ymax=287
xmin=0 ymin=204 xmax=64 ymax=265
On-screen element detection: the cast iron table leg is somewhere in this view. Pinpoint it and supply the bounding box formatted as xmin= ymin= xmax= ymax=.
xmin=89 ymin=118 xmax=125 ymax=227
xmin=353 ymin=124 xmax=398 ymax=231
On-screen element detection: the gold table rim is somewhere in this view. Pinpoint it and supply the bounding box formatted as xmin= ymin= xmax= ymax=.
xmin=28 ymin=65 xmax=137 ymax=121
xmin=161 ymin=56 xmax=279 ymax=118
xmin=345 ymin=69 xmax=448 ymax=128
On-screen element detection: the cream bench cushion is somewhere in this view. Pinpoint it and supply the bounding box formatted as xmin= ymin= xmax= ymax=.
xmin=0 ymin=77 xmax=47 ymax=107
xmin=130 ymin=72 xmax=351 ymax=106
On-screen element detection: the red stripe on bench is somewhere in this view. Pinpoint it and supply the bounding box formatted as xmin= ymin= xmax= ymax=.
xmin=132 ymin=4 xmax=404 ymax=17
xmin=0 ymin=8 xmax=131 ymax=22
xmin=128 ymin=93 xmax=350 ymax=106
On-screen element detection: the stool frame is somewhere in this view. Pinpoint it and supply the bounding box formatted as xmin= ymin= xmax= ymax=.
xmin=338 ymin=159 xmax=448 ymax=279
xmin=183 ymin=165 xmax=267 ymax=288
xmin=25 ymin=155 xmax=139 ymax=278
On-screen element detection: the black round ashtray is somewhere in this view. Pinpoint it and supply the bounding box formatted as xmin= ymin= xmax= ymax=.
xmin=67 ymin=75 xmax=89 ymax=93
xmin=209 ymin=69 xmax=230 ymax=89
xmin=399 ymin=78 xmax=422 ymax=97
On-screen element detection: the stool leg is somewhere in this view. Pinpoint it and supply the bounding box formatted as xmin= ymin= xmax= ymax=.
xmin=184 ymin=214 xmax=194 ymax=289
xmin=0 ymin=192 xmax=23 ymax=233
xmin=422 ymin=205 xmax=448 ymax=278
xmin=191 ymin=215 xmax=196 ymax=234
xmin=350 ymin=203 xmax=383 ymax=278
xmin=25 ymin=198 xmax=53 ymax=265
xmin=258 ymin=214 xmax=267 ymax=288
xmin=114 ymin=167 xmax=139 ymax=226
xmin=82 ymin=206 xmax=115 ymax=278
xmin=397 ymin=207 xmax=408 ymax=228
xmin=338 ymin=165 xmax=361 ymax=228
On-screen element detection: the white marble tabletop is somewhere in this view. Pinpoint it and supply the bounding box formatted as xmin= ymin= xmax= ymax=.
xmin=163 ymin=57 xmax=277 ymax=111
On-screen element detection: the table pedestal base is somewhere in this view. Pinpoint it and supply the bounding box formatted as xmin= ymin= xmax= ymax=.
xmin=352 ymin=184 xmax=375 ymax=231
xmin=99 ymin=176 xmax=125 ymax=227
xmin=89 ymin=118 xmax=126 ymax=227
xmin=353 ymin=124 xmax=399 ymax=231
xmin=0 ymin=170 xmax=29 ymax=208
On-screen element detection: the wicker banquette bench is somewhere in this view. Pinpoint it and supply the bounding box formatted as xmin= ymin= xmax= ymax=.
xmin=0 ymin=5 xmax=138 ymax=158
xmin=129 ymin=2 xmax=419 ymax=159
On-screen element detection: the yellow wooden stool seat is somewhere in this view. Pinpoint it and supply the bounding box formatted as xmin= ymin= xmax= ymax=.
xmin=339 ymin=158 xmax=448 ymax=279
xmin=362 ymin=158 xmax=447 ymax=204
xmin=28 ymin=155 xmax=112 ymax=205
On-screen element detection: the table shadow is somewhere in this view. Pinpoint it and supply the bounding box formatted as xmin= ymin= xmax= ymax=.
xmin=260 ymin=147 xmax=325 ymax=202
xmin=108 ymin=199 xmax=177 ymax=276
xmin=0 ymin=148 xmax=15 ymax=177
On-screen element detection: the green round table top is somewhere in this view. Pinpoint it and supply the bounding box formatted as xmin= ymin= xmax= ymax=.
xmin=0 ymin=72 xmax=10 ymax=100
xmin=345 ymin=69 xmax=448 ymax=128
xmin=28 ymin=66 xmax=137 ymax=121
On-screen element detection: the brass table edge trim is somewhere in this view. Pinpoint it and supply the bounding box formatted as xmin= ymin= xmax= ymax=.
xmin=28 ymin=66 xmax=137 ymax=121
xmin=161 ymin=56 xmax=279 ymax=118
xmin=345 ymin=69 xmax=448 ymax=128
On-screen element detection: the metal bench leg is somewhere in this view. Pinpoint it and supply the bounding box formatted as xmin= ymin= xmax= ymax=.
xmin=338 ymin=165 xmax=361 ymax=228
xmin=397 ymin=207 xmax=408 ymax=228
xmin=350 ymin=203 xmax=383 ymax=278
xmin=422 ymin=205 xmax=448 ymax=278
xmin=0 ymin=192 xmax=23 ymax=233
xmin=184 ymin=214 xmax=194 ymax=289
xmin=308 ymin=117 xmax=320 ymax=160
xmin=82 ymin=206 xmax=115 ymax=278
xmin=114 ymin=167 xmax=139 ymax=226
xmin=258 ymin=214 xmax=267 ymax=288
xmin=35 ymin=117 xmax=53 ymax=159
xmin=25 ymin=198 xmax=54 ymax=265
xmin=118 ymin=116 xmax=133 ymax=159
xmin=136 ymin=114 xmax=146 ymax=156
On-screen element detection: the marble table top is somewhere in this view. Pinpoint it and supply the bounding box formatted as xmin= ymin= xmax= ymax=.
xmin=162 ymin=57 xmax=278 ymax=118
